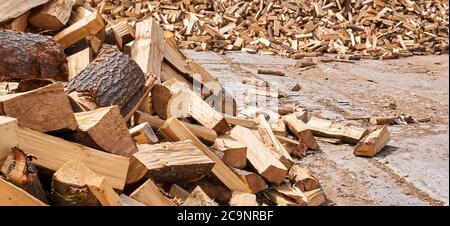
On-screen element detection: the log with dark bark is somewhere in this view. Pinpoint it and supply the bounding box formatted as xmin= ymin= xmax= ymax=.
xmin=66 ymin=45 xmax=154 ymax=117
xmin=0 ymin=30 xmax=68 ymax=82
xmin=0 ymin=147 xmax=48 ymax=203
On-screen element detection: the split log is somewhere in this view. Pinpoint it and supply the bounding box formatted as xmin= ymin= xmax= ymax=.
xmin=0 ymin=0 xmax=50 ymax=23
xmin=0 ymin=83 xmax=78 ymax=132
xmin=212 ymin=138 xmax=247 ymax=169
xmin=224 ymin=115 xmax=259 ymax=129
xmin=67 ymin=46 xmax=155 ymax=118
xmin=283 ymin=114 xmax=319 ymax=151
xmin=70 ymin=106 xmax=138 ymax=157
xmin=288 ymin=165 xmax=320 ymax=192
xmin=9 ymin=11 xmax=30 ymax=32
xmin=307 ymin=117 xmax=369 ymax=144
xmin=158 ymin=117 xmax=252 ymax=193
xmin=257 ymin=68 xmax=285 ymax=76
xmin=276 ymin=135 xmax=307 ymax=158
xmin=183 ymin=186 xmax=218 ymax=206
xmin=258 ymin=115 xmax=294 ymax=169
xmin=229 ymin=192 xmax=258 ymax=206
xmin=67 ymin=48 xmax=92 ymax=81
xmin=354 ymin=126 xmax=391 ymax=157
xmin=0 ymin=30 xmax=68 ymax=82
xmin=87 ymin=176 xmax=123 ymax=206
xmin=130 ymin=179 xmax=174 ymax=206
xmin=230 ymin=167 xmax=267 ymax=194
xmin=152 ymin=79 xmax=230 ymax=134
xmin=129 ymin=123 xmax=158 ymax=145
xmin=134 ymin=111 xmax=217 ymax=146
xmin=271 ymin=119 xmax=287 ymax=137
xmin=53 ymin=10 xmax=105 ymax=49
xmin=0 ymin=117 xmax=19 ymax=166
xmin=110 ymin=19 xmax=134 ymax=49
xmin=0 ymin=177 xmax=47 ymax=206
xmin=132 ymin=141 xmax=215 ymax=183
xmin=51 ymin=160 xmax=99 ymax=206
xmin=169 ymin=184 xmax=192 ymax=202
xmin=263 ymin=189 xmax=298 ymax=206
xmin=188 ymin=180 xmax=232 ymax=204
xmin=119 ymin=194 xmax=144 ymax=206
xmin=131 ymin=18 xmax=164 ymax=77
xmin=230 ymin=126 xmax=288 ymax=184
xmin=29 ymin=0 xmax=77 ymax=31
xmin=1 ymin=147 xmax=48 ymax=203
xmin=16 ymin=126 xmax=129 ymax=190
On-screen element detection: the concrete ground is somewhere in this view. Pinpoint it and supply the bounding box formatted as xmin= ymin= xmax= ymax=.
xmin=183 ymin=50 xmax=449 ymax=206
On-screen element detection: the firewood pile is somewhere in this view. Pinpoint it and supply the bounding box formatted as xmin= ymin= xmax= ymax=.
xmin=1 ymin=0 xmax=398 ymax=207
xmin=69 ymin=0 xmax=448 ymax=58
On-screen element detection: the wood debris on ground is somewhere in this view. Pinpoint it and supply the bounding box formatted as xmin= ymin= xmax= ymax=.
xmin=0 ymin=0 xmax=441 ymax=206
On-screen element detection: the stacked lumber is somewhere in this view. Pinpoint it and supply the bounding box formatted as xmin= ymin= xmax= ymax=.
xmin=87 ymin=0 xmax=448 ymax=58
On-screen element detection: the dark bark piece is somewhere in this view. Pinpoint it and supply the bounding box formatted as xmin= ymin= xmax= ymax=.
xmin=0 ymin=30 xmax=68 ymax=82
xmin=66 ymin=45 xmax=147 ymax=117
xmin=0 ymin=147 xmax=49 ymax=204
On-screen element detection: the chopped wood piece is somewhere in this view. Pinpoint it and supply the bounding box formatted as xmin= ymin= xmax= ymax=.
xmin=0 ymin=117 xmax=19 ymax=166
xmin=54 ymin=10 xmax=105 ymax=49
xmin=0 ymin=83 xmax=78 ymax=132
xmin=0 ymin=0 xmax=50 ymax=23
xmin=70 ymin=106 xmax=138 ymax=157
xmin=130 ymin=179 xmax=174 ymax=206
xmin=224 ymin=115 xmax=259 ymax=129
xmin=230 ymin=167 xmax=267 ymax=194
xmin=258 ymin=68 xmax=285 ymax=76
xmin=29 ymin=0 xmax=77 ymax=31
xmin=119 ymin=194 xmax=145 ymax=206
xmin=133 ymin=141 xmax=215 ymax=183
xmin=0 ymin=30 xmax=68 ymax=82
xmin=354 ymin=126 xmax=391 ymax=157
xmin=230 ymin=126 xmax=288 ymax=184
xmin=67 ymin=48 xmax=92 ymax=81
xmin=129 ymin=123 xmax=158 ymax=145
xmin=302 ymin=188 xmax=326 ymax=206
xmin=87 ymin=176 xmax=123 ymax=206
xmin=288 ymin=165 xmax=320 ymax=192
xmin=17 ymin=126 xmax=129 ymax=190
xmin=0 ymin=177 xmax=47 ymax=206
xmin=369 ymin=116 xmax=398 ymax=125
xmin=291 ymin=84 xmax=302 ymax=92
xmin=131 ymin=18 xmax=164 ymax=77
xmin=10 ymin=11 xmax=30 ymax=32
xmin=213 ymin=138 xmax=247 ymax=169
xmin=183 ymin=186 xmax=218 ymax=206
xmin=276 ymin=135 xmax=307 ymax=158
xmin=51 ymin=160 xmax=99 ymax=206
xmin=67 ymin=46 xmax=156 ymax=117
xmin=307 ymin=117 xmax=369 ymax=144
xmin=230 ymin=192 xmax=258 ymax=206
xmin=134 ymin=111 xmax=217 ymax=146
xmin=263 ymin=189 xmax=298 ymax=206
xmin=1 ymin=147 xmax=48 ymax=203
xmin=169 ymin=184 xmax=192 ymax=202
xmin=111 ymin=20 xmax=134 ymax=49
xmin=158 ymin=117 xmax=251 ymax=193
xmin=283 ymin=114 xmax=319 ymax=151
xmin=258 ymin=115 xmax=294 ymax=169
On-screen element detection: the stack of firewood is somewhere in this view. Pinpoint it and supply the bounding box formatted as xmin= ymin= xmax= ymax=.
xmin=1 ymin=0 xmax=393 ymax=206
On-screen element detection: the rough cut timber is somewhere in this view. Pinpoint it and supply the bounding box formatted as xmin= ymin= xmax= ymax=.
xmin=0 ymin=177 xmax=47 ymax=206
xmin=1 ymin=147 xmax=48 ymax=203
xmin=224 ymin=115 xmax=259 ymax=130
xmin=307 ymin=117 xmax=369 ymax=144
xmin=0 ymin=83 xmax=78 ymax=133
xmin=51 ymin=160 xmax=99 ymax=206
xmin=29 ymin=0 xmax=77 ymax=31
xmin=354 ymin=126 xmax=391 ymax=157
xmin=283 ymin=114 xmax=319 ymax=151
xmin=87 ymin=176 xmax=123 ymax=206
xmin=129 ymin=123 xmax=158 ymax=145
xmin=0 ymin=117 xmax=19 ymax=166
xmin=0 ymin=30 xmax=68 ymax=82
xmin=133 ymin=141 xmax=215 ymax=183
xmin=0 ymin=0 xmax=50 ymax=23
xmin=67 ymin=48 xmax=92 ymax=81
xmin=213 ymin=138 xmax=247 ymax=169
xmin=70 ymin=106 xmax=138 ymax=157
xmin=130 ymin=179 xmax=174 ymax=206
xmin=67 ymin=46 xmax=153 ymax=117
xmin=53 ymin=10 xmax=105 ymax=49
xmin=229 ymin=192 xmax=258 ymax=206
xmin=230 ymin=167 xmax=267 ymax=194
xmin=134 ymin=111 xmax=217 ymax=146
xmin=230 ymin=126 xmax=288 ymax=184
xmin=16 ymin=126 xmax=129 ymax=190
xmin=288 ymin=165 xmax=320 ymax=192
xmin=183 ymin=186 xmax=218 ymax=206
xmin=258 ymin=115 xmax=294 ymax=169
xmin=158 ymin=117 xmax=252 ymax=193
xmin=111 ymin=19 xmax=134 ymax=49
xmin=131 ymin=18 xmax=164 ymax=77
